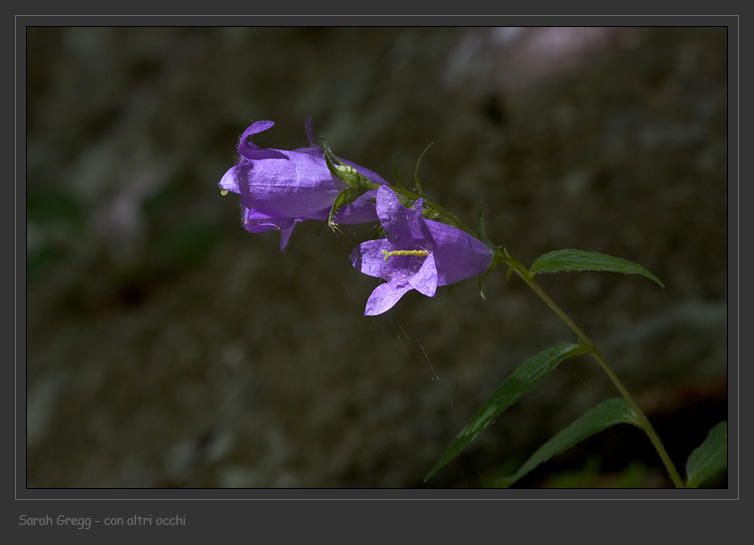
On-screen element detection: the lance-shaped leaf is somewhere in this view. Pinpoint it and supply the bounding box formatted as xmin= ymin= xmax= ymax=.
xmin=530 ymin=249 xmax=664 ymax=288
xmin=425 ymin=343 xmax=588 ymax=481
xmin=494 ymin=398 xmax=640 ymax=488
xmin=685 ymin=421 xmax=727 ymax=488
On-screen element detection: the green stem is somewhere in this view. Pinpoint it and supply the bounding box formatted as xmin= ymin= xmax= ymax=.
xmin=498 ymin=251 xmax=685 ymax=488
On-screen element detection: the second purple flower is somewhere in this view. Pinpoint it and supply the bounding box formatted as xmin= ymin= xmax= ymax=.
xmin=351 ymin=186 xmax=494 ymax=316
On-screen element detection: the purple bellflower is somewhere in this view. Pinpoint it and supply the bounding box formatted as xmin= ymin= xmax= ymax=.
xmin=351 ymin=186 xmax=494 ymax=316
xmin=219 ymin=119 xmax=388 ymax=249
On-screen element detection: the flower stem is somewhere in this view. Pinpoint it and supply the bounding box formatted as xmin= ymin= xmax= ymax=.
xmin=498 ymin=251 xmax=685 ymax=488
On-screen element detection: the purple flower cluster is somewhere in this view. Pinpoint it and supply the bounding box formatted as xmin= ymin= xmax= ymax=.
xmin=219 ymin=120 xmax=493 ymax=315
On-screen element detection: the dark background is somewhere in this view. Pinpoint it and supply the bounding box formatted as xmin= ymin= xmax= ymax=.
xmin=25 ymin=27 xmax=727 ymax=488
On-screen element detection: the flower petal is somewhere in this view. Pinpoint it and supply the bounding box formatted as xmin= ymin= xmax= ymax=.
xmin=237 ymin=120 xmax=275 ymax=157
xmin=277 ymin=222 xmax=299 ymax=250
xmin=218 ymin=164 xmax=244 ymax=193
xmin=237 ymin=151 xmax=343 ymax=218
xmin=425 ymin=219 xmax=493 ymax=285
xmin=241 ymin=208 xmax=280 ymax=232
xmin=244 ymin=120 xmax=276 ymax=137
xmin=351 ymin=239 xmax=392 ymax=279
xmin=364 ymin=280 xmax=414 ymax=316
xmin=305 ymin=117 xmax=315 ymax=147
xmin=375 ymin=185 xmax=431 ymax=242
xmin=242 ymin=209 xmax=302 ymax=250
xmin=408 ymin=252 xmax=438 ymax=297
xmin=237 ymin=121 xmax=288 ymax=160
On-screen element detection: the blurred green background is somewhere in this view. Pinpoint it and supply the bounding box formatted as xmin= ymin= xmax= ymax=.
xmin=25 ymin=27 xmax=727 ymax=488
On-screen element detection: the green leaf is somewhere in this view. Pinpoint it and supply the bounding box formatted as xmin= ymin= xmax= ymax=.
xmin=495 ymin=398 xmax=640 ymax=488
xmin=685 ymin=421 xmax=727 ymax=488
xmin=425 ymin=343 xmax=588 ymax=481
xmin=529 ymin=249 xmax=664 ymax=288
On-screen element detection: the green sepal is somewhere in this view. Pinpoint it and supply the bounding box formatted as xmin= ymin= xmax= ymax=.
xmin=476 ymin=203 xmax=495 ymax=249
xmin=395 ymin=193 xmax=418 ymax=210
xmin=322 ymin=137 xmax=375 ymax=190
xmin=413 ymin=143 xmax=433 ymax=196
xmin=425 ymin=342 xmax=589 ymax=481
xmin=478 ymin=270 xmax=491 ymax=300
xmin=322 ymin=136 xmax=344 ymax=168
xmin=327 ymin=187 xmax=370 ymax=227
xmin=445 ymin=282 xmax=458 ymax=298
xmin=529 ymin=249 xmax=665 ymax=288
xmin=494 ymin=398 xmax=640 ymax=488
xmin=685 ymin=421 xmax=727 ymax=488
xmin=421 ymin=205 xmax=465 ymax=229
xmin=477 ymin=261 xmax=500 ymax=300
xmin=493 ymin=247 xmax=515 ymax=281
xmin=473 ymin=207 xmax=500 ymax=300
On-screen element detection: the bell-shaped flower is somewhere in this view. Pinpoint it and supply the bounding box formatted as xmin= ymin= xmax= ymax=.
xmin=219 ymin=119 xmax=387 ymax=249
xmin=351 ymin=186 xmax=493 ymax=316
